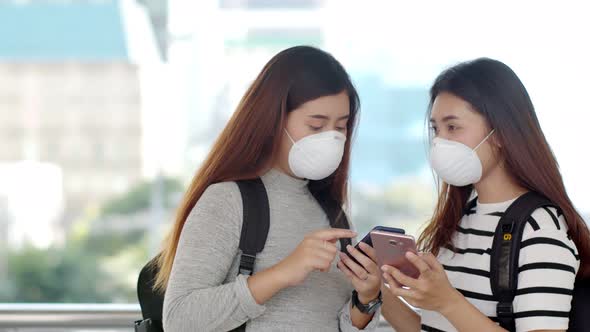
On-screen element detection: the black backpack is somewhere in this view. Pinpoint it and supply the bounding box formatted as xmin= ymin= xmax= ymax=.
xmin=483 ymin=191 xmax=590 ymax=331
xmin=134 ymin=178 xmax=351 ymax=332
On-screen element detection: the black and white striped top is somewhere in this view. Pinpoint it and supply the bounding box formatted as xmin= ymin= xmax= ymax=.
xmin=420 ymin=196 xmax=580 ymax=332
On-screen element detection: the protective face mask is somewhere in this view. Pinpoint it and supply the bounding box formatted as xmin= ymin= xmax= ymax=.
xmin=285 ymin=130 xmax=346 ymax=180
xmin=429 ymin=130 xmax=495 ymax=186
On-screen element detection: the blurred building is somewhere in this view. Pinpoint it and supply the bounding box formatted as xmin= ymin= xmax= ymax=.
xmin=0 ymin=195 xmax=7 ymax=286
xmin=137 ymin=0 xmax=169 ymax=60
xmin=0 ymin=195 xmax=9 ymax=247
xmin=219 ymin=0 xmax=324 ymax=8
xmin=172 ymin=0 xmax=431 ymax=187
xmin=171 ymin=0 xmax=325 ymax=174
xmin=0 ymin=162 xmax=64 ymax=249
xmin=0 ymin=0 xmax=142 ymax=229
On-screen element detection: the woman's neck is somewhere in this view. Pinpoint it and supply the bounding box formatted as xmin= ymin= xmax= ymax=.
xmin=473 ymin=162 xmax=528 ymax=203
xmin=273 ymin=159 xmax=304 ymax=180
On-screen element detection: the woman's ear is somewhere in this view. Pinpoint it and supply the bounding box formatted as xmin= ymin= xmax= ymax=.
xmin=494 ymin=139 xmax=503 ymax=149
xmin=491 ymin=131 xmax=502 ymax=149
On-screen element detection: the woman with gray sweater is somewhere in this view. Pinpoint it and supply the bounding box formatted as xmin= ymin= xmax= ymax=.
xmin=154 ymin=46 xmax=383 ymax=331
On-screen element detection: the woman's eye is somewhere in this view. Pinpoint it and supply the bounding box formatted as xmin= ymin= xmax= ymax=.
xmin=336 ymin=127 xmax=346 ymax=132
xmin=309 ymin=125 xmax=322 ymax=131
xmin=448 ymin=125 xmax=457 ymax=131
xmin=430 ymin=126 xmax=438 ymax=134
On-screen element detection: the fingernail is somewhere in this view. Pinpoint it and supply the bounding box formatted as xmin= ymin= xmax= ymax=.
xmin=346 ymin=245 xmax=353 ymax=251
xmin=381 ymin=266 xmax=387 ymax=272
xmin=406 ymin=251 xmax=415 ymax=259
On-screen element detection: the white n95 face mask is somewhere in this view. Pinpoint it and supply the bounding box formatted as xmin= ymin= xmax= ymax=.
xmin=429 ymin=130 xmax=495 ymax=187
xmin=285 ymin=130 xmax=346 ymax=180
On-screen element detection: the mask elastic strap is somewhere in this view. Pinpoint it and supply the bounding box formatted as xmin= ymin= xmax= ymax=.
xmin=284 ymin=129 xmax=296 ymax=145
xmin=474 ymin=129 xmax=496 ymax=151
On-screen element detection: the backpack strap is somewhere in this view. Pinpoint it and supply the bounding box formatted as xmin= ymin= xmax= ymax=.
xmin=490 ymin=192 xmax=555 ymax=331
xmin=232 ymin=178 xmax=270 ymax=332
xmin=308 ymin=185 xmax=352 ymax=250
xmin=236 ymin=178 xmax=270 ymax=276
xmin=464 ymin=197 xmax=478 ymax=215
xmin=569 ymin=278 xmax=590 ymax=331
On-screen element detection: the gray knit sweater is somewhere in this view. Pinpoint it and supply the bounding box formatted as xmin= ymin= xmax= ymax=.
xmin=162 ymin=168 xmax=381 ymax=331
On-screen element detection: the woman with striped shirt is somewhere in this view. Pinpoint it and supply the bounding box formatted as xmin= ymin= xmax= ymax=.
xmin=378 ymin=58 xmax=590 ymax=332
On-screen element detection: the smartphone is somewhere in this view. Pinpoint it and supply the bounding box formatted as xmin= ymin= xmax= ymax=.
xmin=356 ymin=226 xmax=405 ymax=248
xmin=370 ymin=230 xmax=420 ymax=279
xmin=345 ymin=226 xmax=405 ymax=265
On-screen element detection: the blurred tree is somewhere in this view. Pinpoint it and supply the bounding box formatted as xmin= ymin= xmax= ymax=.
xmin=1 ymin=176 xmax=183 ymax=303
xmin=101 ymin=177 xmax=182 ymax=216
xmin=4 ymin=244 xmax=114 ymax=302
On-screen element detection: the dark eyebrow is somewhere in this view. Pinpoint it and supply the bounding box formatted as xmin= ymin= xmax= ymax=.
xmin=309 ymin=114 xmax=350 ymax=120
xmin=430 ymin=115 xmax=459 ymax=123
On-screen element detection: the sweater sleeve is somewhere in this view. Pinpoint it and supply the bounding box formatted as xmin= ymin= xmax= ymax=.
xmin=162 ymin=182 xmax=266 ymax=332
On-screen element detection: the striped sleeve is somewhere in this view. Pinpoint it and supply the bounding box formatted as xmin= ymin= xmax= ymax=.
xmin=514 ymin=207 xmax=580 ymax=332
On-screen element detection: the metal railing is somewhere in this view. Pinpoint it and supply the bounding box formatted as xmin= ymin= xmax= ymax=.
xmin=0 ymin=303 xmax=394 ymax=331
xmin=0 ymin=303 xmax=141 ymax=331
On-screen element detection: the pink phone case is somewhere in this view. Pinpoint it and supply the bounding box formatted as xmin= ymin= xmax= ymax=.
xmin=370 ymin=230 xmax=420 ymax=279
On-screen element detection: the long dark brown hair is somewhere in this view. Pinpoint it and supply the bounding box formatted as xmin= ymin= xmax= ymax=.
xmin=154 ymin=46 xmax=360 ymax=292
xmin=418 ymin=58 xmax=590 ymax=279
